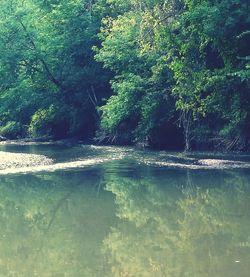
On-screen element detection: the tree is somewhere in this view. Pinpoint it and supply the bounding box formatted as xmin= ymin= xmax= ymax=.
xmin=0 ymin=0 xmax=111 ymax=140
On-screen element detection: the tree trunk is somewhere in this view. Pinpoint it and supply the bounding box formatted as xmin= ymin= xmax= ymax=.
xmin=180 ymin=110 xmax=192 ymax=152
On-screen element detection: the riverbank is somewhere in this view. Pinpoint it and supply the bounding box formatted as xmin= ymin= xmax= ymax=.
xmin=1 ymin=142 xmax=250 ymax=176
xmin=1 ymin=137 xmax=250 ymax=155
xmin=0 ymin=138 xmax=83 ymax=146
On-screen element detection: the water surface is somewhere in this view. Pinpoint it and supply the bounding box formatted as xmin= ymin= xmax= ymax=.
xmin=0 ymin=143 xmax=249 ymax=276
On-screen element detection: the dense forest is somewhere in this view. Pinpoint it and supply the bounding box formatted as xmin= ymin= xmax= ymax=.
xmin=0 ymin=0 xmax=249 ymax=151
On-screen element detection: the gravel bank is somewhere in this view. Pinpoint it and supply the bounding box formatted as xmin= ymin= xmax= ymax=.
xmin=0 ymin=151 xmax=53 ymax=170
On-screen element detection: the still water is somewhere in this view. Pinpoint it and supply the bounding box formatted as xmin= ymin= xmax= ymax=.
xmin=0 ymin=143 xmax=250 ymax=277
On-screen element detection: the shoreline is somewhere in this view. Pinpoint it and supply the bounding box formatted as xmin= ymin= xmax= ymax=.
xmin=1 ymin=138 xmax=250 ymax=155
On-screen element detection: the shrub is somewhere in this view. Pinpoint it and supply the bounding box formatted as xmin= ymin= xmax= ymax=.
xmin=0 ymin=121 xmax=25 ymax=139
xmin=28 ymin=105 xmax=56 ymax=138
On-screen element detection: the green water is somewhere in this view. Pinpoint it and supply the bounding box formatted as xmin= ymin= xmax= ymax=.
xmin=0 ymin=144 xmax=250 ymax=277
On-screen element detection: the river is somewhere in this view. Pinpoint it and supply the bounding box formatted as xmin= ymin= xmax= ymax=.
xmin=0 ymin=143 xmax=250 ymax=276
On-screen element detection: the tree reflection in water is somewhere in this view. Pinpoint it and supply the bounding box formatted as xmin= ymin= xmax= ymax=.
xmin=103 ymin=170 xmax=250 ymax=277
xmin=0 ymin=171 xmax=115 ymax=277
xmin=0 ymin=165 xmax=249 ymax=277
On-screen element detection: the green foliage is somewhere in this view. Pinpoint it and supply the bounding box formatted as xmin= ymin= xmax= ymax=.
xmin=95 ymin=4 xmax=181 ymax=146
xmin=0 ymin=121 xmax=24 ymax=139
xmin=0 ymin=0 xmax=111 ymax=140
xmin=164 ymin=0 xmax=250 ymax=149
xmin=28 ymin=105 xmax=56 ymax=137
xmin=96 ymin=0 xmax=250 ymax=150
xmin=0 ymin=0 xmax=249 ymax=149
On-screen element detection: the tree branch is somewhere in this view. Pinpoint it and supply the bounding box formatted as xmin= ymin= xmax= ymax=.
xmin=17 ymin=17 xmax=62 ymax=88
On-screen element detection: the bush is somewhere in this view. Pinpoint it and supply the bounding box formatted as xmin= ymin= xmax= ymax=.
xmin=28 ymin=105 xmax=57 ymax=138
xmin=28 ymin=105 xmax=70 ymax=139
xmin=0 ymin=121 xmax=25 ymax=139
